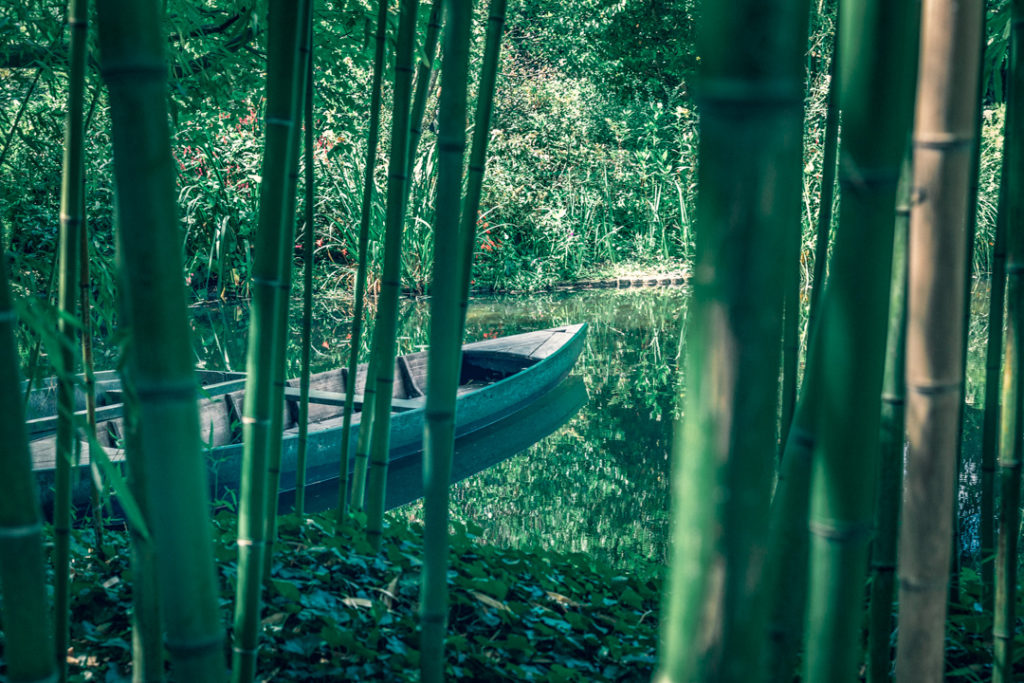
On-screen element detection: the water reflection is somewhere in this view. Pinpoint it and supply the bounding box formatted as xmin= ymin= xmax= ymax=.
xmin=189 ymin=287 xmax=688 ymax=569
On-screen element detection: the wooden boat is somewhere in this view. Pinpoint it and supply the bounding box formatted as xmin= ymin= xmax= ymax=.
xmin=31 ymin=323 xmax=587 ymax=514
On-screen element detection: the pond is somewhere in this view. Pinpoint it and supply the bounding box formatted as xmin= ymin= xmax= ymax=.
xmin=187 ymin=286 xmax=687 ymax=570
xmin=180 ymin=280 xmax=997 ymax=571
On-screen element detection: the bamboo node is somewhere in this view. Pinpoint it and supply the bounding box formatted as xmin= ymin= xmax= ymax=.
xmin=898 ymin=576 xmax=948 ymax=593
xmin=421 ymin=612 xmax=446 ymax=624
xmin=1005 ymin=262 xmax=1024 ymax=275
xmin=241 ymin=415 xmax=271 ymax=426
xmin=438 ymin=140 xmax=466 ymax=153
xmin=913 ymin=133 xmax=973 ymax=150
xmin=469 ymin=164 xmax=486 ymax=173
xmin=880 ymin=392 xmax=905 ymax=406
xmin=808 ymin=519 xmax=872 ymax=542
xmin=0 ymin=308 xmax=15 ymax=323
xmin=236 ymin=537 xmax=266 ymax=548
xmin=0 ymin=521 xmax=43 ymax=539
xmin=265 ymin=116 xmax=293 ymax=128
xmin=907 ymin=380 xmax=962 ymax=396
xmin=164 ymin=631 xmax=224 ymax=658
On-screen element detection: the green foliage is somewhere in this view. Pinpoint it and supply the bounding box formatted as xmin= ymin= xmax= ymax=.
xmin=27 ymin=513 xmax=662 ymax=681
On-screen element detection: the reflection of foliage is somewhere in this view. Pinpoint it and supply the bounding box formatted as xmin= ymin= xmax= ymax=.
xmin=409 ymin=288 xmax=688 ymax=569
xmin=185 ymin=288 xmax=687 ymax=569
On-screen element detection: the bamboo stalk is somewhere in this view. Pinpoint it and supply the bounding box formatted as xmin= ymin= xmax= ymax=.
xmin=979 ymin=63 xmax=1012 ymax=620
xmin=54 ymin=1 xmax=89 ymax=677
xmin=344 ymin=0 xmax=389 ymax=517
xmin=364 ymin=0 xmax=420 ymax=550
xmin=653 ymin=1 xmax=807 ymax=680
xmin=420 ymin=2 xmax=471 ymax=679
xmin=117 ymin=358 xmax=164 ymax=682
xmin=295 ymin=6 xmax=315 ymax=516
xmin=865 ymin=152 xmax=910 ymax=683
xmin=408 ymin=0 xmax=444 ymax=183
xmin=993 ymin=3 xmax=1024 ymax=679
xmin=231 ymin=0 xmax=307 ymax=679
xmin=457 ymin=0 xmax=507 ymax=336
xmin=0 ymin=232 xmax=56 ymax=683
xmin=95 ymin=0 xmax=226 ymax=678
xmin=79 ymin=179 xmax=105 ymax=550
xmin=261 ymin=0 xmax=312 ymax=582
xmin=894 ymin=1 xmax=982 ymax=679
xmin=801 ymin=0 xmax=920 ymax=679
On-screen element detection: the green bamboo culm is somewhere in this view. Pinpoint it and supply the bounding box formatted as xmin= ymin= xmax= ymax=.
xmin=231 ymin=0 xmax=307 ymax=679
xmin=653 ymin=1 xmax=807 ymax=680
xmin=457 ymin=0 xmax=507 ymax=335
xmin=262 ymin=1 xmax=313 ymax=582
xmin=0 ymin=230 xmax=56 ymax=682
xmin=894 ymin=1 xmax=982 ymax=679
xmin=993 ymin=2 xmax=1024 ymax=679
xmin=408 ymin=0 xmax=444 ymax=182
xmin=806 ymin=7 xmax=840 ymax=344
xmin=949 ymin=0 xmax=989 ymax=604
xmin=865 ymin=152 xmax=910 ymax=683
xmin=54 ymin=0 xmax=89 ymax=677
xmin=95 ymin=0 xmax=226 ymax=679
xmin=295 ymin=0 xmax=316 ymax=516
xmin=801 ymin=0 xmax=919 ymax=679
xmin=79 ymin=184 xmax=105 ymax=549
xmin=419 ymin=2 xmax=471 ymax=679
xmin=345 ymin=0 xmax=390 ymax=516
xmin=979 ymin=54 xmax=1013 ymax=619
xmin=119 ymin=368 xmax=164 ymax=683
xmin=364 ymin=0 xmax=421 ymax=550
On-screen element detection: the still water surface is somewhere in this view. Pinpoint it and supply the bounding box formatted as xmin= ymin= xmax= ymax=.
xmin=185 ymin=282 xmax=999 ymax=571
xmin=188 ymin=287 xmax=687 ymax=569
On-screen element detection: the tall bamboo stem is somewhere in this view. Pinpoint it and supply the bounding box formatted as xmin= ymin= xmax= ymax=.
xmin=420 ymin=2 xmax=471 ymax=679
xmin=261 ymin=1 xmax=313 ymax=583
xmin=993 ymin=2 xmax=1024 ymax=679
xmin=231 ymin=0 xmax=307 ymax=679
xmin=980 ymin=65 xmax=1012 ymax=620
xmin=457 ymin=0 xmax=506 ymax=335
xmin=0 ymin=236 xmax=56 ymax=683
xmin=345 ymin=0 xmax=390 ymax=517
xmin=866 ymin=153 xmax=910 ymax=683
xmin=96 ymin=0 xmax=226 ymax=678
xmin=54 ymin=1 xmax=89 ymax=678
xmin=364 ymin=0 xmax=420 ymax=550
xmin=295 ymin=7 xmax=315 ymax=516
xmin=801 ymin=0 xmax=919 ymax=679
xmin=894 ymin=1 xmax=982 ymax=680
xmin=408 ymin=0 xmax=444 ymax=183
xmin=653 ymin=1 xmax=807 ymax=680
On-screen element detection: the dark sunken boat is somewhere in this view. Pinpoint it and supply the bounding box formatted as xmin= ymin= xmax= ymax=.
xmin=31 ymin=323 xmax=587 ymax=513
